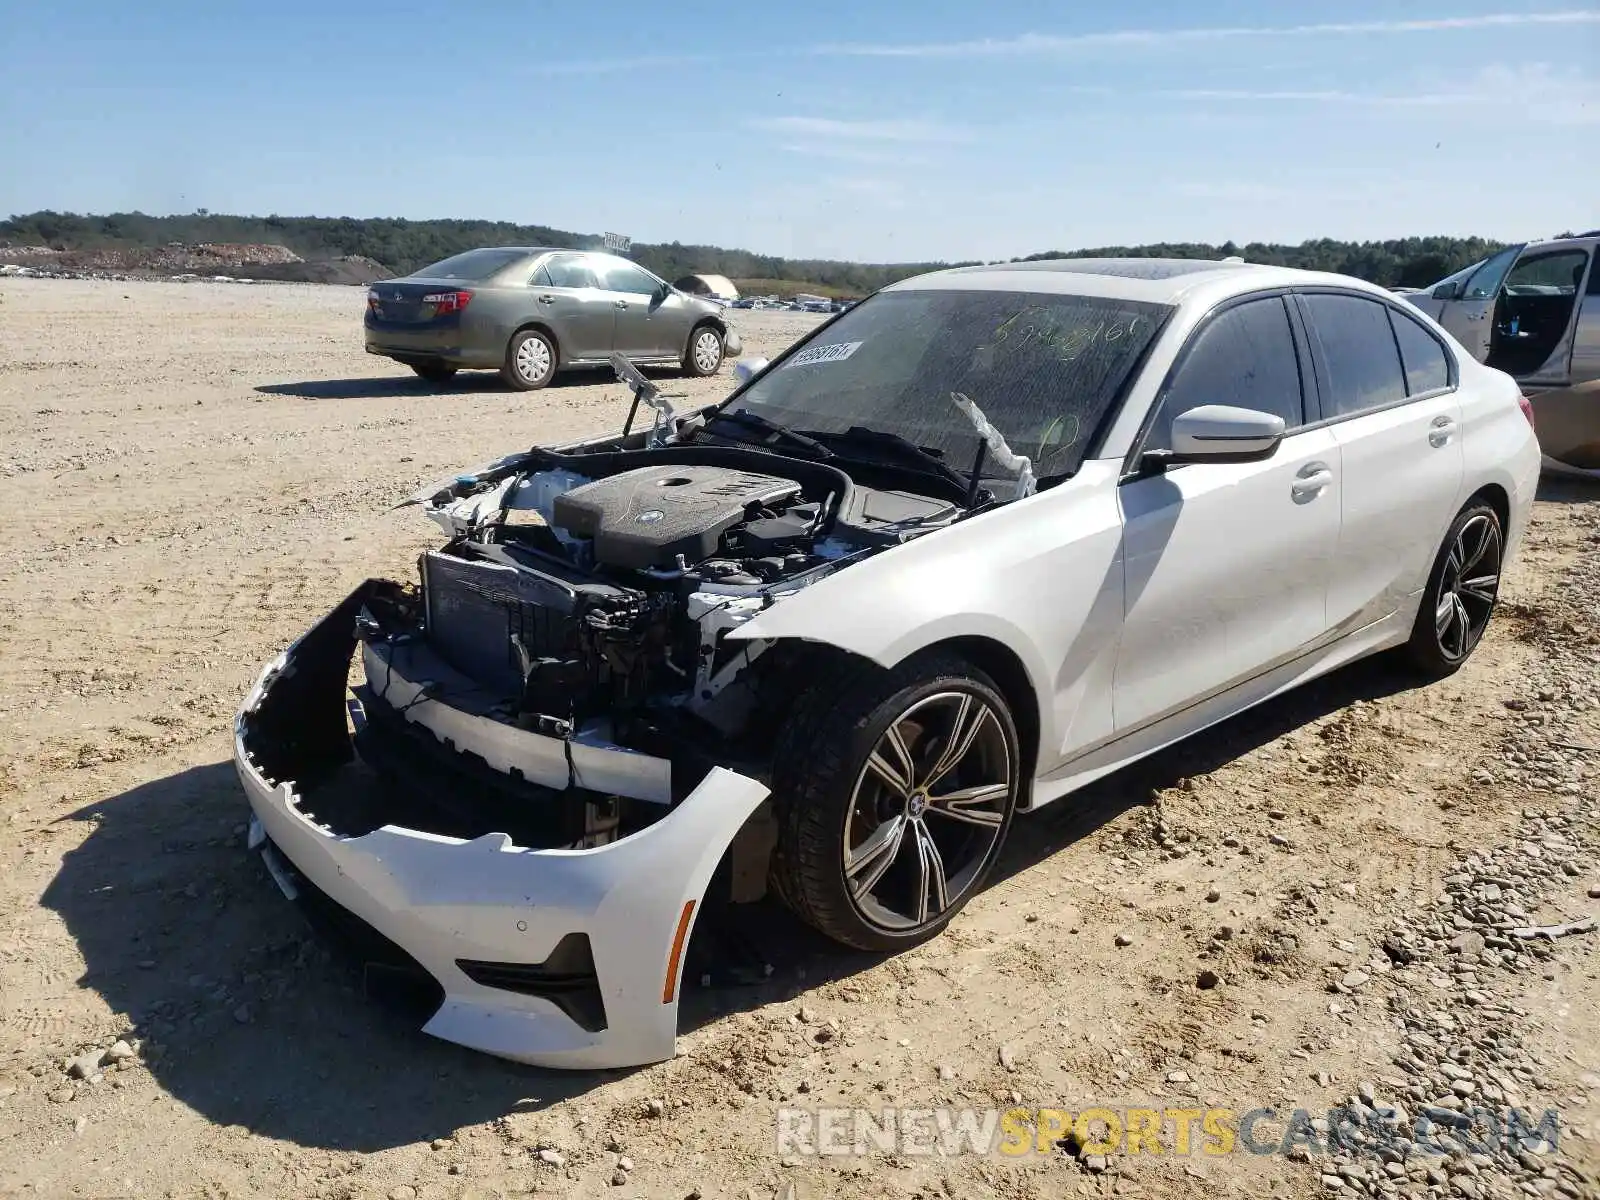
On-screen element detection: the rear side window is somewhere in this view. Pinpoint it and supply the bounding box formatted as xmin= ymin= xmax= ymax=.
xmin=544 ymin=255 xmax=598 ymax=289
xmin=1301 ymin=293 xmax=1408 ymax=418
xmin=1144 ymin=297 xmax=1304 ymax=451
xmin=1587 ymin=254 xmax=1600 ymax=296
xmin=1387 ymin=308 xmax=1452 ymax=396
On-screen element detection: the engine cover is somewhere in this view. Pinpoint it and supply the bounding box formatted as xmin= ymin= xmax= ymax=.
xmin=552 ymin=464 xmax=803 ymax=569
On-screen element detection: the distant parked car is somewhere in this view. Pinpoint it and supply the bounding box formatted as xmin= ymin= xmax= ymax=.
xmin=364 ymin=247 xmax=742 ymax=390
xmin=1401 ymin=233 xmax=1599 ymax=477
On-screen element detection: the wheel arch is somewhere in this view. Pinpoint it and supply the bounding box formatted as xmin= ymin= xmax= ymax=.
xmin=510 ymin=320 xmax=562 ymax=366
xmin=1463 ymin=481 xmax=1510 ymax=532
xmin=755 ymin=633 xmax=1042 ymax=795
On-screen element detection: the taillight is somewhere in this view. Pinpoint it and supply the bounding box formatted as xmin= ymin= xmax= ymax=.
xmin=423 ymin=290 xmax=473 ymax=313
xmin=1518 ymin=392 xmax=1536 ymax=430
xmin=366 ymin=288 xmax=379 ymax=313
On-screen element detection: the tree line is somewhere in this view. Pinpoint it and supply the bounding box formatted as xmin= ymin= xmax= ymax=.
xmin=1 ymin=210 xmax=1524 ymax=291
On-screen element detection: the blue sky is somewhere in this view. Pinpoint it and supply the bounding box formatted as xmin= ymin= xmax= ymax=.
xmin=2 ymin=2 xmax=1596 ymax=262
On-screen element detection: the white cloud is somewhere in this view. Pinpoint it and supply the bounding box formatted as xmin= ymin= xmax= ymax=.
xmin=747 ymin=116 xmax=969 ymax=143
xmin=778 ymin=142 xmax=929 ymax=165
xmin=818 ymin=11 xmax=1600 ymax=58
xmin=1138 ymin=63 xmax=1600 ymax=124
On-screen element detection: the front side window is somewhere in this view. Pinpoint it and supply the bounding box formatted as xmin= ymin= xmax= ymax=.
xmin=1302 ymin=293 xmax=1409 ymax=418
xmin=724 ymin=289 xmax=1171 ymax=479
xmin=1461 ymin=245 xmax=1521 ymax=300
xmin=598 ymin=259 xmax=663 ymax=296
xmin=1388 ymin=307 xmax=1452 ymax=396
xmin=1143 ymin=297 xmax=1304 ymax=452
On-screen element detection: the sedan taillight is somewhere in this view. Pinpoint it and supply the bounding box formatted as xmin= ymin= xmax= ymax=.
xmin=1518 ymin=392 xmax=1536 ymax=431
xmin=423 ymin=290 xmax=473 ymax=313
xmin=366 ymin=288 xmax=380 ymax=313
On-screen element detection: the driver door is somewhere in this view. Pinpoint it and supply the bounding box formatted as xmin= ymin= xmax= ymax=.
xmin=596 ymin=257 xmax=683 ymax=359
xmin=1433 ymin=244 xmax=1523 ymax=362
xmin=1113 ymin=294 xmax=1341 ymax=733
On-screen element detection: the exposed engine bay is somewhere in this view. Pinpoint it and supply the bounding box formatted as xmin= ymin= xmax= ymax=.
xmin=403 ymin=443 xmax=961 ymax=751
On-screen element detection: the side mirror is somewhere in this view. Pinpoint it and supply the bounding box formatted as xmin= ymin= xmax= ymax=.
xmin=1432 ymin=281 xmax=1461 ymax=301
xmin=733 ymin=357 xmax=769 ymax=385
xmin=1164 ymin=404 xmax=1285 ymax=465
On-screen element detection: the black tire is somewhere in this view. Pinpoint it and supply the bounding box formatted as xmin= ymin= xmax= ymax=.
xmin=410 ymin=361 xmax=457 ymax=383
xmin=501 ymin=328 xmax=557 ymax=391
xmin=769 ymin=650 xmax=1021 ymax=952
xmin=1402 ymin=499 xmax=1504 ymax=678
xmin=682 ymin=323 xmax=724 ymax=377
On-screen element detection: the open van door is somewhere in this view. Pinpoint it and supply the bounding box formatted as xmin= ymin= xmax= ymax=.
xmin=1422 ymin=244 xmax=1524 ymax=362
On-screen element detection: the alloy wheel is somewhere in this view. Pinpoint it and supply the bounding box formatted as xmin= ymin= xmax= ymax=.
xmin=843 ymin=691 xmax=1013 ymax=932
xmin=1434 ymin=512 xmax=1502 ymax=661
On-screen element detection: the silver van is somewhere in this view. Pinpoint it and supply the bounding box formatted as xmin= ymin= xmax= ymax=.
xmin=1404 ymin=232 xmax=1600 ymax=477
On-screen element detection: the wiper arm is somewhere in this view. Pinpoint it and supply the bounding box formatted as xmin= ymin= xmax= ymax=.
xmin=703 ymin=409 xmax=831 ymax=457
xmin=797 ymin=426 xmax=971 ymax=492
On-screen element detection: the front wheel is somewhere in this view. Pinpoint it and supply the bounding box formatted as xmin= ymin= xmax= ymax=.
xmin=1402 ymin=499 xmax=1504 ymax=678
xmin=683 ymin=324 xmax=724 ymax=377
xmin=770 ymin=652 xmax=1021 ymax=952
xmin=501 ymin=329 xmax=556 ymax=391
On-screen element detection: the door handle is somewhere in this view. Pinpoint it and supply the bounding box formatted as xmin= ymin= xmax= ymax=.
xmin=615 ymin=300 xmax=628 ymax=310
xmin=1291 ymin=461 xmax=1333 ymax=500
xmin=536 ymin=294 xmax=554 ymax=304
xmin=1429 ymin=415 xmax=1457 ymax=447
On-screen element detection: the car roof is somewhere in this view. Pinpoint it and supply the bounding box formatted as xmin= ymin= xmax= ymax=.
xmin=884 ymin=256 xmax=1387 ymax=306
xmin=1519 ymin=233 xmax=1600 ymax=254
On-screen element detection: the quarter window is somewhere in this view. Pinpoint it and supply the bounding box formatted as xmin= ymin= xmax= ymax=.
xmin=1387 ymin=308 xmax=1452 ymax=396
xmin=1301 ymin=293 xmax=1408 ymax=418
xmin=1144 ymin=297 xmax=1304 ymax=451
xmin=1588 ymin=254 xmax=1600 ymax=296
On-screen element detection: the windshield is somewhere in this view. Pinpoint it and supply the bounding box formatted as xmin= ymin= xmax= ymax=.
xmin=413 ymin=248 xmax=529 ymax=281
xmin=723 ymin=288 xmax=1171 ymax=479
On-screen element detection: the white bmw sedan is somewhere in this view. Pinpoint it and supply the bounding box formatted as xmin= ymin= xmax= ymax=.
xmin=236 ymin=258 xmax=1541 ymax=1069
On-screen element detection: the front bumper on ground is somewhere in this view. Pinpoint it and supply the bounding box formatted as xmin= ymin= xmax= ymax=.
xmin=232 ymin=584 xmax=770 ymax=1069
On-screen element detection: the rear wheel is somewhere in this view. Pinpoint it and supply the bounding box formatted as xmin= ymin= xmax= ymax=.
xmin=683 ymin=324 xmax=724 ymax=377
xmin=770 ymin=652 xmax=1021 ymax=952
xmin=1403 ymin=499 xmax=1504 ymax=678
xmin=410 ymin=361 xmax=457 ymax=384
xmin=502 ymin=329 xmax=556 ymax=390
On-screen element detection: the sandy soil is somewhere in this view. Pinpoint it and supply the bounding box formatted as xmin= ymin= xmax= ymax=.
xmin=0 ymin=278 xmax=1597 ymax=1200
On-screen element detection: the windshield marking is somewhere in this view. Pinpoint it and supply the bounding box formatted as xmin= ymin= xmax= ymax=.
xmin=786 ymin=341 xmax=863 ymax=367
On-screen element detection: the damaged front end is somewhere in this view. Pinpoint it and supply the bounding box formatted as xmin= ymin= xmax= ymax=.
xmin=233 ymin=383 xmax=981 ymax=1066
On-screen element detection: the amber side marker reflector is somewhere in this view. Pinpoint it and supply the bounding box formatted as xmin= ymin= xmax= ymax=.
xmin=663 ymin=900 xmax=696 ymax=1004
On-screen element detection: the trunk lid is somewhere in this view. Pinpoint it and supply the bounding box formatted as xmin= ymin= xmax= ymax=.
xmin=368 ymin=278 xmax=471 ymax=325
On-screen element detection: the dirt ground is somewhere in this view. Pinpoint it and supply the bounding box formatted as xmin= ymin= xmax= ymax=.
xmin=1 ymin=278 xmax=1597 ymax=1200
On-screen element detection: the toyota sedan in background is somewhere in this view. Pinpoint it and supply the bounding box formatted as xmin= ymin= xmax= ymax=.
xmin=242 ymin=257 xmax=1539 ymax=1070
xmin=364 ymin=247 xmax=742 ymax=390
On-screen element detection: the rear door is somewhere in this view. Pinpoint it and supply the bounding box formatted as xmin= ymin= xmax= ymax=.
xmin=1433 ymin=244 xmax=1523 ymax=361
xmin=535 ymin=254 xmax=615 ymax=361
xmin=1490 ymin=245 xmax=1593 ymax=386
xmin=1114 ymin=294 xmax=1342 ymax=733
xmin=1296 ymin=291 xmax=1465 ymax=634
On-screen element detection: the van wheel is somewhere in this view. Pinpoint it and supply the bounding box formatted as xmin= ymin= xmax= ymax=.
xmin=502 ymin=330 xmax=556 ymax=390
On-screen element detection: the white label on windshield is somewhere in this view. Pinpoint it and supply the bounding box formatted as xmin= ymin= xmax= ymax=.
xmin=787 ymin=340 xmax=862 ymax=368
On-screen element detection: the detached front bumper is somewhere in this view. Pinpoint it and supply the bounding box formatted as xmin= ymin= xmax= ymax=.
xmin=232 ymin=583 xmax=769 ymax=1070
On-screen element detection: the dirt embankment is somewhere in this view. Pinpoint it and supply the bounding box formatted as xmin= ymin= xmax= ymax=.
xmin=0 ymin=243 xmax=391 ymax=285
